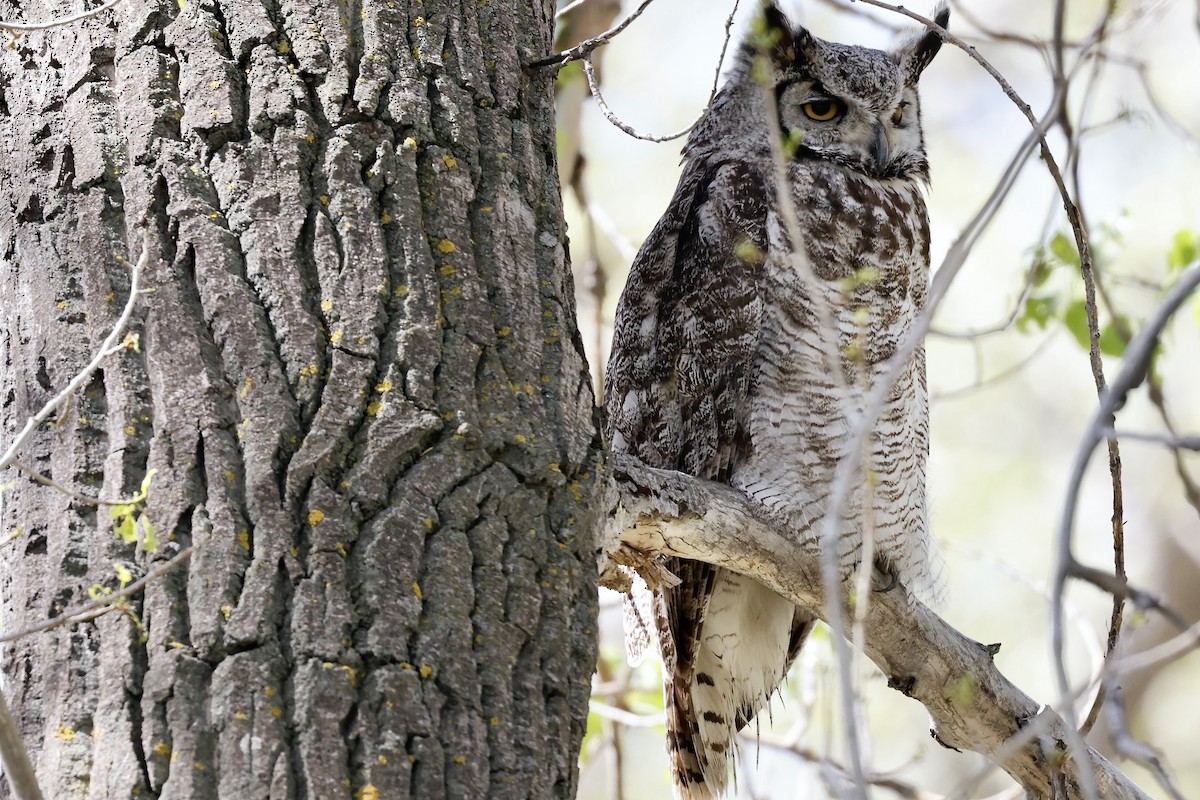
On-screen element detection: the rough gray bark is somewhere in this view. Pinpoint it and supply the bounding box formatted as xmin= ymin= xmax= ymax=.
xmin=605 ymin=455 xmax=1151 ymax=800
xmin=0 ymin=1 xmax=600 ymax=799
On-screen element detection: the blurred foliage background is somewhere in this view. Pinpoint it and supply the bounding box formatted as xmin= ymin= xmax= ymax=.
xmin=553 ymin=0 xmax=1200 ymax=797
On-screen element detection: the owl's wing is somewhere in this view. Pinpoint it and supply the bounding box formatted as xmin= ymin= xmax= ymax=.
xmin=605 ymin=158 xmax=770 ymax=679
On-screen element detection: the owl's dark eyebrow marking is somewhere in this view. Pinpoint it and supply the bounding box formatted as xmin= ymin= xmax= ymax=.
xmin=776 ymin=78 xmax=832 ymax=103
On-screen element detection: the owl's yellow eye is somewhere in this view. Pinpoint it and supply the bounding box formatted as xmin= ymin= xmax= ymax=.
xmin=891 ymin=101 xmax=909 ymax=125
xmin=802 ymin=100 xmax=842 ymax=121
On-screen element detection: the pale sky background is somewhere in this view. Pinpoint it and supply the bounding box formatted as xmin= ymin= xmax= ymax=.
xmin=567 ymin=1 xmax=1200 ymax=797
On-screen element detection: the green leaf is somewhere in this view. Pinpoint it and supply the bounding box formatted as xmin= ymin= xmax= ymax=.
xmin=87 ymin=584 xmax=111 ymax=601
xmin=553 ymin=59 xmax=583 ymax=91
xmin=131 ymin=468 xmax=158 ymax=503
xmin=114 ymin=562 xmax=134 ymax=589
xmin=1062 ymin=299 xmax=1092 ymax=350
xmin=1099 ymin=321 xmax=1128 ymax=357
xmin=114 ymin=514 xmax=137 ymax=544
xmin=140 ymin=516 xmax=159 ymax=553
xmin=1167 ymin=230 xmax=1199 ymax=275
xmin=1018 ymin=295 xmax=1057 ymax=332
xmin=1049 ymin=232 xmax=1080 ymax=268
xmin=1030 ymin=252 xmax=1054 ymax=288
xmin=782 ymin=128 xmax=805 ymax=159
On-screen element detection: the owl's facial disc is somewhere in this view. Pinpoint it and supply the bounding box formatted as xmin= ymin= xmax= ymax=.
xmin=776 ymin=79 xmax=928 ymax=180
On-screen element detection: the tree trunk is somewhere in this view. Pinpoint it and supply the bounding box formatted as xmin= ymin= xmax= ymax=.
xmin=0 ymin=1 xmax=600 ymax=798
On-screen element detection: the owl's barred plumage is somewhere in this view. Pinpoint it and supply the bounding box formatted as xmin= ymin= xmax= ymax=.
xmin=604 ymin=4 xmax=949 ymax=798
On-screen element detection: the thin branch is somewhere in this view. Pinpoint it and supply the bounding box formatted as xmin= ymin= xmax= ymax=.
xmin=587 ymin=701 xmax=664 ymax=728
xmin=930 ymin=333 xmax=1056 ymax=403
xmin=820 ymin=89 xmax=1062 ymax=782
xmin=759 ymin=73 xmax=865 ymax=800
xmin=1099 ymin=428 xmax=1200 ymax=451
xmin=0 ymin=234 xmax=149 ymax=472
xmin=0 ymin=0 xmax=125 ymax=33
xmin=813 ymin=10 xmax=1120 ymax=785
xmin=1112 ymin=616 xmax=1200 ymax=676
xmin=742 ymin=734 xmax=937 ymax=800
xmin=1067 ymin=563 xmax=1191 ymax=634
xmin=9 ymin=459 xmax=127 ymax=506
xmin=1053 ymin=262 xmax=1200 ymax=763
xmin=1105 ymin=683 xmax=1186 ymax=800
xmin=579 ymin=0 xmax=742 ymax=143
xmin=0 ymin=542 xmax=197 ymax=644
xmin=1146 ymin=378 xmax=1200 ymax=521
xmin=0 ymin=230 xmax=149 ymax=800
xmin=0 ymin=688 xmax=43 ymax=800
xmin=1133 ymin=61 xmax=1200 ymax=155
xmin=555 ymin=0 xmax=592 ymax=20
xmin=531 ymin=0 xmax=659 ymax=68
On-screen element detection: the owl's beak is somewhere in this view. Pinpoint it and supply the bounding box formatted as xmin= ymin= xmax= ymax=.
xmin=871 ymin=121 xmax=890 ymax=171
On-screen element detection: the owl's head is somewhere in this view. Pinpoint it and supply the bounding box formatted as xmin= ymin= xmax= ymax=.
xmin=692 ymin=3 xmax=948 ymax=182
xmin=768 ymin=2 xmax=947 ymax=180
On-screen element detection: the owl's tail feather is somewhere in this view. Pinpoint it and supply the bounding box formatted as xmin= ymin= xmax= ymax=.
xmin=666 ymin=680 xmax=720 ymax=800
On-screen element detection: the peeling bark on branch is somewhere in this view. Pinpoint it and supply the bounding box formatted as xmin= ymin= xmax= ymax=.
xmin=602 ymin=454 xmax=1151 ymax=800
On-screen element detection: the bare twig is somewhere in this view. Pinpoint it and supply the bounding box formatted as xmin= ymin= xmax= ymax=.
xmin=1112 ymin=616 xmax=1200 ymax=676
xmin=1055 ymin=0 xmax=1131 ymax=743
xmin=587 ymin=701 xmax=664 ymax=728
xmin=930 ymin=333 xmax=1057 ymax=403
xmin=0 ymin=687 xmax=43 ymax=800
xmin=741 ymin=733 xmax=936 ymax=800
xmin=0 ymin=0 xmax=125 ymax=33
xmin=1105 ymin=683 xmax=1187 ymax=800
xmin=1146 ymin=379 xmax=1200 ymax=521
xmin=0 ymin=231 xmax=149 ymax=800
xmin=579 ymin=0 xmax=742 ymax=142
xmin=0 ymin=235 xmax=149 ymax=472
xmin=9 ymin=459 xmax=126 ymax=506
xmin=1099 ymin=428 xmax=1200 ymax=451
xmin=555 ymin=0 xmax=592 ymax=19
xmin=531 ymin=0 xmax=660 ymax=68
xmin=1067 ymin=563 xmax=1191 ymax=634
xmin=760 ymin=75 xmax=865 ymax=800
xmin=808 ymin=11 xmax=1121 ymax=789
xmin=1053 ymin=262 xmax=1200 ymax=770
xmin=0 ymin=542 xmax=197 ymax=644
xmin=820 ymin=89 xmax=1062 ymax=794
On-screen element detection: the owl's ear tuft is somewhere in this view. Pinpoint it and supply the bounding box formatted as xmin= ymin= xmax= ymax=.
xmin=755 ymin=2 xmax=807 ymax=69
xmin=761 ymin=2 xmax=791 ymax=37
xmin=894 ymin=2 xmax=949 ymax=82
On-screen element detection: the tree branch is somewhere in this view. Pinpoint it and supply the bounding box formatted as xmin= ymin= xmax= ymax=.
xmin=601 ymin=454 xmax=1152 ymax=800
xmin=0 ymin=0 xmax=125 ymax=33
xmin=0 ymin=689 xmax=43 ymax=800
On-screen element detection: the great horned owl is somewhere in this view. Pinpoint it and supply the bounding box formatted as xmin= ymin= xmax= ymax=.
xmin=604 ymin=4 xmax=948 ymax=797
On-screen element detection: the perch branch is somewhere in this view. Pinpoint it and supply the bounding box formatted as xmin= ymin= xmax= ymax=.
xmin=602 ymin=454 xmax=1152 ymax=800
